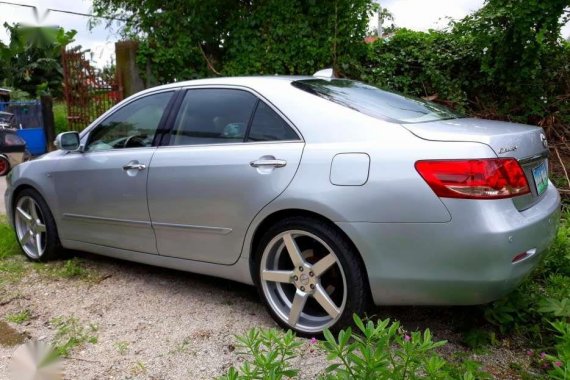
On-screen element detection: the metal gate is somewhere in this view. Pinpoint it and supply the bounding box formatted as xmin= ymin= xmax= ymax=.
xmin=61 ymin=46 xmax=123 ymax=131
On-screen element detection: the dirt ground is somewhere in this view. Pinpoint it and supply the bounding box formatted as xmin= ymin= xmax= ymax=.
xmin=0 ymin=250 xmax=535 ymax=380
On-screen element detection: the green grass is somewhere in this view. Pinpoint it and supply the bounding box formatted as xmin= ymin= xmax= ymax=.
xmin=0 ymin=216 xmax=20 ymax=260
xmin=0 ymin=219 xmax=98 ymax=284
xmin=50 ymin=316 xmax=98 ymax=358
xmin=53 ymin=102 xmax=69 ymax=135
xmin=114 ymin=341 xmax=130 ymax=355
xmin=33 ymin=258 xmax=91 ymax=280
xmin=5 ymin=309 xmax=32 ymax=324
xmin=0 ymin=218 xmax=28 ymax=288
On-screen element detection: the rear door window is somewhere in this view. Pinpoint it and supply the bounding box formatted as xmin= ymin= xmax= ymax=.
xmin=169 ymin=89 xmax=258 ymax=145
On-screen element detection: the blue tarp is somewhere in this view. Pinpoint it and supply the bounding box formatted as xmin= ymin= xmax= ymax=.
xmin=0 ymin=101 xmax=46 ymax=155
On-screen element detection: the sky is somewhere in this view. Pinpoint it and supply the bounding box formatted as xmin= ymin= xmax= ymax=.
xmin=0 ymin=0 xmax=569 ymax=68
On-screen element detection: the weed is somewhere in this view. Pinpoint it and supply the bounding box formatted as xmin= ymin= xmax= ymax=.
xmin=170 ymin=337 xmax=192 ymax=354
xmin=131 ymin=361 xmax=147 ymax=376
xmin=115 ymin=341 xmax=129 ymax=355
xmin=33 ymin=258 xmax=94 ymax=281
xmin=220 ymin=315 xmax=491 ymax=380
xmin=5 ymin=309 xmax=31 ymax=324
xmin=50 ymin=316 xmax=98 ymax=357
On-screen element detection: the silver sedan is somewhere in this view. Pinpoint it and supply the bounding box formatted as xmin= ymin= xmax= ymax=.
xmin=5 ymin=74 xmax=561 ymax=334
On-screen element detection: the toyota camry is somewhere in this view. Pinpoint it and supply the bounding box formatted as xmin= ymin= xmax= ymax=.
xmin=5 ymin=73 xmax=561 ymax=335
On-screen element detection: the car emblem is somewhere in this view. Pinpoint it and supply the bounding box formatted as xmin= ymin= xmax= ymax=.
xmin=498 ymin=146 xmax=518 ymax=154
xmin=540 ymin=133 xmax=548 ymax=148
xmin=300 ymin=273 xmax=310 ymax=286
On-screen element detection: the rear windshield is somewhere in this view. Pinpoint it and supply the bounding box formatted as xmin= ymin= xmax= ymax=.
xmin=292 ymin=79 xmax=459 ymax=124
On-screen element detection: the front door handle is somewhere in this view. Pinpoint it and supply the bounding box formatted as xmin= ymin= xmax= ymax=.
xmin=250 ymin=159 xmax=287 ymax=168
xmin=122 ymin=163 xmax=146 ymax=171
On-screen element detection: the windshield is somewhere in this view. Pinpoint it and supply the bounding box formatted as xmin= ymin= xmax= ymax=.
xmin=292 ymin=79 xmax=459 ymax=124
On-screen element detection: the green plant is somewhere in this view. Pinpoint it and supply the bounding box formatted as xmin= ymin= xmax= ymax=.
xmin=53 ymin=102 xmax=69 ymax=135
xmin=321 ymin=315 xmax=488 ymax=380
xmin=115 ymin=341 xmax=129 ymax=355
xmin=50 ymin=316 xmax=98 ymax=358
xmin=546 ymin=321 xmax=570 ymax=379
xmin=0 ymin=23 xmax=76 ymax=97
xmin=220 ymin=315 xmax=491 ymax=379
xmin=0 ymin=216 xmax=20 ymax=260
xmin=93 ymin=0 xmax=373 ymax=83
xmin=34 ymin=258 xmax=91 ymax=280
xmin=5 ymin=309 xmax=31 ymax=324
xmin=220 ymin=328 xmax=302 ymax=380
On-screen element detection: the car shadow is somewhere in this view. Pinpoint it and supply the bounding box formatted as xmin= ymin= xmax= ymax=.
xmin=68 ymin=250 xmax=486 ymax=341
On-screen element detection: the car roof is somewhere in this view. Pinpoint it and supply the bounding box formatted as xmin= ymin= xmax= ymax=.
xmin=142 ymin=75 xmax=315 ymax=94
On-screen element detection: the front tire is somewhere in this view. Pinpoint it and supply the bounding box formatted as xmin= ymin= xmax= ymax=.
xmin=255 ymin=216 xmax=368 ymax=336
xmin=13 ymin=189 xmax=62 ymax=261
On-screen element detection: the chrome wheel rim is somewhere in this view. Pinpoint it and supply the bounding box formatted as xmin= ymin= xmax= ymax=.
xmin=260 ymin=230 xmax=347 ymax=333
xmin=14 ymin=196 xmax=47 ymax=259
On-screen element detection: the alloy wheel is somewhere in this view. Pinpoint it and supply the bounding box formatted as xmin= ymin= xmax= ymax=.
xmin=14 ymin=196 xmax=47 ymax=259
xmin=260 ymin=230 xmax=347 ymax=333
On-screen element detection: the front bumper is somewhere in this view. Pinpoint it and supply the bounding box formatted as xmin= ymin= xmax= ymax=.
xmin=338 ymin=182 xmax=561 ymax=305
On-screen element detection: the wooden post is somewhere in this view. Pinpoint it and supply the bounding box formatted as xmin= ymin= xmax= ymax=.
xmin=40 ymin=95 xmax=56 ymax=152
xmin=115 ymin=40 xmax=146 ymax=98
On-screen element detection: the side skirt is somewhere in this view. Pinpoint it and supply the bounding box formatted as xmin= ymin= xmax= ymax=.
xmin=61 ymin=239 xmax=255 ymax=285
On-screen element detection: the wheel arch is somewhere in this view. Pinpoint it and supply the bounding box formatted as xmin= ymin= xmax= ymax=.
xmin=248 ymin=208 xmax=372 ymax=296
xmin=9 ymin=184 xmax=49 ymax=222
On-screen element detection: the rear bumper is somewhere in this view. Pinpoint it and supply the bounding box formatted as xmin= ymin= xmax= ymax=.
xmin=337 ymin=182 xmax=561 ymax=305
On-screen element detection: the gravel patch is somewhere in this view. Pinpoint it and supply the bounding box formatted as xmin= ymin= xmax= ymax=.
xmin=0 ymin=252 xmax=533 ymax=379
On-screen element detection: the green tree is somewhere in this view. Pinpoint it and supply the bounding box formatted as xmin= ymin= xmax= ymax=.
xmin=92 ymin=0 xmax=374 ymax=83
xmin=451 ymin=0 xmax=570 ymax=121
xmin=0 ymin=23 xmax=76 ymax=97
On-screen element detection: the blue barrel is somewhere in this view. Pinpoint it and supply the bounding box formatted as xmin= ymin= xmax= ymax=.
xmin=16 ymin=128 xmax=46 ymax=156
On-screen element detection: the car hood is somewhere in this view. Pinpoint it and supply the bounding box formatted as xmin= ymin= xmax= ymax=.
xmin=401 ymin=118 xmax=548 ymax=160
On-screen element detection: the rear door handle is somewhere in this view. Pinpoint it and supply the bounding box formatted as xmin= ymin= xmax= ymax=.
xmin=122 ymin=163 xmax=146 ymax=171
xmin=250 ymin=159 xmax=287 ymax=168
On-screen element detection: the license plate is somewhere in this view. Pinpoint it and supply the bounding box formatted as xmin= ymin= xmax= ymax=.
xmin=532 ymin=161 xmax=548 ymax=195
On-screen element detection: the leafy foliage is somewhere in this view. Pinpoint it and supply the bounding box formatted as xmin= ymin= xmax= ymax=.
xmin=220 ymin=328 xmax=301 ymax=380
xmin=0 ymin=23 xmax=76 ymax=97
xmin=221 ymin=315 xmax=490 ymax=379
xmin=92 ymin=0 xmax=374 ymax=83
xmin=358 ymin=0 xmax=570 ymax=137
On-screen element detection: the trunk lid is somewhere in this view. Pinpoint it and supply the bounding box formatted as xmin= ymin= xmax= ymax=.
xmin=402 ymin=118 xmax=549 ymax=210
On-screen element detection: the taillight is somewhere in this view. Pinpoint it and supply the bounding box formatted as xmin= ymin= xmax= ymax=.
xmin=415 ymin=158 xmax=530 ymax=199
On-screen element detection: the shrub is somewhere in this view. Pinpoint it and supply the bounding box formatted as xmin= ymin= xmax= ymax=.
xmin=221 ymin=315 xmax=490 ymax=379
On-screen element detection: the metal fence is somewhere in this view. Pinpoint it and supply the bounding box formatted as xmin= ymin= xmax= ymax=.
xmin=62 ymin=47 xmax=123 ymax=131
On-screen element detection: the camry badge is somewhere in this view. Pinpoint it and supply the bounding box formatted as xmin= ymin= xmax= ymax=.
xmin=498 ymin=146 xmax=518 ymax=154
xmin=540 ymin=133 xmax=548 ymax=148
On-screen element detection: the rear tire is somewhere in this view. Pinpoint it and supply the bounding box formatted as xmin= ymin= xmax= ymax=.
xmin=13 ymin=188 xmax=63 ymax=262
xmin=0 ymin=156 xmax=10 ymax=176
xmin=254 ymin=216 xmax=369 ymax=336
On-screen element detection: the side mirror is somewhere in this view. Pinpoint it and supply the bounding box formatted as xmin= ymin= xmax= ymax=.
xmin=54 ymin=132 xmax=81 ymax=152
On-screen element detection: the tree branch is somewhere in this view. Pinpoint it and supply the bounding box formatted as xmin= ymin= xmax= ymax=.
xmin=198 ymin=43 xmax=220 ymax=76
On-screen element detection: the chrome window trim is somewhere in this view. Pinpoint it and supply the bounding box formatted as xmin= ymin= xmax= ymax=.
xmin=165 ymin=84 xmax=305 ymax=145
